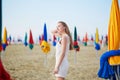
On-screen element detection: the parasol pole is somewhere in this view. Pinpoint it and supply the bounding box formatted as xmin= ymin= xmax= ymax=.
xmin=117 ymin=66 xmax=120 ymax=79
xmin=115 ymin=65 xmax=120 ymax=80
xmin=95 ymin=47 xmax=99 ymax=59
xmin=94 ymin=42 xmax=99 ymax=59
xmin=74 ymin=50 xmax=77 ymax=64
xmin=44 ymin=54 xmax=47 ymax=67
xmin=0 ymin=0 xmax=2 ymax=59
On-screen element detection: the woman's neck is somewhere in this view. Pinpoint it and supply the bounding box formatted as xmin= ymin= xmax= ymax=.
xmin=61 ymin=32 xmax=66 ymax=36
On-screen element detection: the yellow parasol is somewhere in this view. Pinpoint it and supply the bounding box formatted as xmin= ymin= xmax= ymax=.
xmin=2 ymin=27 xmax=8 ymax=51
xmin=2 ymin=27 xmax=7 ymax=44
xmin=95 ymin=28 xmax=99 ymax=43
xmin=108 ymin=0 xmax=120 ymax=65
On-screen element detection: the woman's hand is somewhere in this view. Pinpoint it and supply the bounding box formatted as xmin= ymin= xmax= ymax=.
xmin=53 ymin=67 xmax=59 ymax=74
xmin=51 ymin=29 xmax=58 ymax=34
xmin=51 ymin=29 xmax=61 ymax=37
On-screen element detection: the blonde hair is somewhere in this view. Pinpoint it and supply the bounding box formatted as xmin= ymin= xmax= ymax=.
xmin=58 ymin=21 xmax=73 ymax=50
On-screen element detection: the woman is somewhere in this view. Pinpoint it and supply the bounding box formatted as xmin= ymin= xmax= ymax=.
xmin=52 ymin=21 xmax=73 ymax=80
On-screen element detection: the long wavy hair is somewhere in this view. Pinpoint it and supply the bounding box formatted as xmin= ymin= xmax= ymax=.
xmin=58 ymin=21 xmax=73 ymax=50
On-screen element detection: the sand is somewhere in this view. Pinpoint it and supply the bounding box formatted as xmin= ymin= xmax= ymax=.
xmin=1 ymin=44 xmax=107 ymax=80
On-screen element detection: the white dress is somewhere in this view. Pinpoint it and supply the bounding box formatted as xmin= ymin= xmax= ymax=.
xmin=55 ymin=35 xmax=70 ymax=78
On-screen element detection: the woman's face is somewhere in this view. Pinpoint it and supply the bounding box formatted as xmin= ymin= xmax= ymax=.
xmin=56 ymin=22 xmax=65 ymax=34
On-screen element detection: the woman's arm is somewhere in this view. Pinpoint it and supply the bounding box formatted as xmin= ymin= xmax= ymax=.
xmin=55 ymin=35 xmax=67 ymax=69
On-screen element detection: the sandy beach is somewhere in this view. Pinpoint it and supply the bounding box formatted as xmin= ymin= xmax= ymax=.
xmin=1 ymin=44 xmax=107 ymax=80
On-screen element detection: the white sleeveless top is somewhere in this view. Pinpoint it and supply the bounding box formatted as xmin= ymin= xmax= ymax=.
xmin=55 ymin=34 xmax=70 ymax=78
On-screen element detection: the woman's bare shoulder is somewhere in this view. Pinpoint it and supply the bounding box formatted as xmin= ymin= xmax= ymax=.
xmin=62 ymin=34 xmax=69 ymax=40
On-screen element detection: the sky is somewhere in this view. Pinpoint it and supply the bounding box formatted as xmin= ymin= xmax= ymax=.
xmin=2 ymin=0 xmax=120 ymax=41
